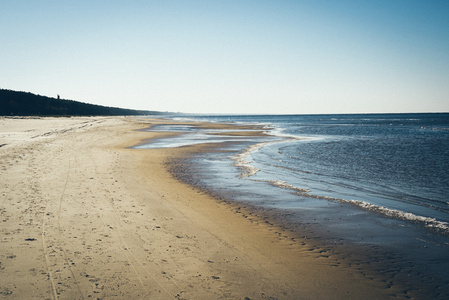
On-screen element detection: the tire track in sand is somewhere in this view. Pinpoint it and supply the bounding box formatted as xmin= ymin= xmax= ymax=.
xmin=56 ymin=157 xmax=85 ymax=300
xmin=36 ymin=143 xmax=62 ymax=300
xmin=85 ymin=150 xmax=181 ymax=298
xmin=41 ymin=207 xmax=58 ymax=300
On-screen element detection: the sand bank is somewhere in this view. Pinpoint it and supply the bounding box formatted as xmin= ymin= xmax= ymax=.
xmin=1 ymin=116 xmax=406 ymax=299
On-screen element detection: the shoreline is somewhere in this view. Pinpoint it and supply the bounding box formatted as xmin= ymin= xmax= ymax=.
xmin=139 ymin=117 xmax=449 ymax=299
xmin=1 ymin=116 xmax=410 ymax=299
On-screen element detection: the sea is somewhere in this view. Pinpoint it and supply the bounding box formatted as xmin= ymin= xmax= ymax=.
xmin=135 ymin=113 xmax=449 ymax=298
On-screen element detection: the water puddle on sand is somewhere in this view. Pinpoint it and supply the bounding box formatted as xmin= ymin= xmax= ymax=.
xmin=134 ymin=124 xmax=267 ymax=149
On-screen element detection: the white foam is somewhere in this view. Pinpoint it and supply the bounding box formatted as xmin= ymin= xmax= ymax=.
xmin=268 ymin=126 xmax=305 ymax=139
xmin=266 ymin=180 xmax=311 ymax=193
xmin=251 ymin=176 xmax=449 ymax=234
xmin=268 ymin=180 xmax=449 ymax=233
xmin=231 ymin=138 xmax=298 ymax=178
xmin=231 ymin=142 xmax=268 ymax=177
xmin=344 ymin=200 xmax=449 ymax=233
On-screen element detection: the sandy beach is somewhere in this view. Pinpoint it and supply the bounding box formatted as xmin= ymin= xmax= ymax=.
xmin=1 ymin=116 xmax=408 ymax=299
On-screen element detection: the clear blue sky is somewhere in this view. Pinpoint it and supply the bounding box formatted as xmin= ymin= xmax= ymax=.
xmin=1 ymin=0 xmax=448 ymax=114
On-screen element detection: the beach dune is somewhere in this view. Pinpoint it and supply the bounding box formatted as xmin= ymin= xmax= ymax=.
xmin=0 ymin=117 xmax=402 ymax=299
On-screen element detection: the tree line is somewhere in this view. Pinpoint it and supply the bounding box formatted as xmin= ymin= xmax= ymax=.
xmin=0 ymin=89 xmax=164 ymax=116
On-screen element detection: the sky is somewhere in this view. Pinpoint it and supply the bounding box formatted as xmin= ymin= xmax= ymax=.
xmin=1 ymin=0 xmax=449 ymax=114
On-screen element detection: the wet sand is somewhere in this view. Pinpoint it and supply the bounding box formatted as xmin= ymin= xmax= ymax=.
xmin=0 ymin=116 xmax=409 ymax=299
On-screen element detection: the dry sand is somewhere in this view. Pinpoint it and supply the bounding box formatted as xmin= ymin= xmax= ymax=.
xmin=0 ymin=116 xmax=407 ymax=299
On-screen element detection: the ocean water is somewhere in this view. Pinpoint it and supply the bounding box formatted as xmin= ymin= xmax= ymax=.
xmin=138 ymin=113 xmax=449 ymax=297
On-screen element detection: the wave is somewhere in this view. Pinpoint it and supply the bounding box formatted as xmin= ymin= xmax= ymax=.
xmin=232 ymin=138 xmax=449 ymax=235
xmin=231 ymin=141 xmax=272 ymax=177
xmin=230 ymin=137 xmax=301 ymax=178
xmin=345 ymin=200 xmax=449 ymax=233
xmin=265 ymin=180 xmax=310 ymax=193
xmin=258 ymin=179 xmax=449 ymax=235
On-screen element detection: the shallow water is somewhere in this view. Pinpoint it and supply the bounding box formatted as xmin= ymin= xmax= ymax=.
xmin=138 ymin=113 xmax=449 ymax=298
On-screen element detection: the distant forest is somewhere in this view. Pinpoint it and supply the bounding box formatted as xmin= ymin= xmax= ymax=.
xmin=0 ymin=89 xmax=164 ymax=116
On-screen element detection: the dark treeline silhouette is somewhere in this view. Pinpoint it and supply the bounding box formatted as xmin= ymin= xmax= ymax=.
xmin=0 ymin=89 xmax=164 ymax=116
